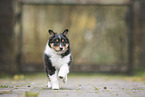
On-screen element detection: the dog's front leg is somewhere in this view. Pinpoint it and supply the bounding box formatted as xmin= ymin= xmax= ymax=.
xmin=49 ymin=71 xmax=59 ymax=90
xmin=58 ymin=64 xmax=69 ymax=83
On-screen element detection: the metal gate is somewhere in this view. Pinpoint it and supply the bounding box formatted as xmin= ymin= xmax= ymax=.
xmin=18 ymin=0 xmax=133 ymax=73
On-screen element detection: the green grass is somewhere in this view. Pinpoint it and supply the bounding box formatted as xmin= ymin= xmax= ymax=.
xmin=25 ymin=91 xmax=39 ymax=97
xmin=0 ymin=85 xmax=9 ymax=88
xmin=69 ymin=70 xmax=145 ymax=82
xmin=0 ymin=69 xmax=145 ymax=82
xmin=134 ymin=69 xmax=145 ymax=77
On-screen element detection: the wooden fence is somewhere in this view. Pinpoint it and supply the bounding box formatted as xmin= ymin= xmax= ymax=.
xmin=16 ymin=0 xmax=133 ymax=73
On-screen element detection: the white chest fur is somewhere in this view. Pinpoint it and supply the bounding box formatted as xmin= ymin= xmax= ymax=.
xmin=44 ymin=43 xmax=71 ymax=70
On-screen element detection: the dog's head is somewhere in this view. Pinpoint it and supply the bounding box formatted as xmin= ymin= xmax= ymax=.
xmin=48 ymin=29 xmax=70 ymax=54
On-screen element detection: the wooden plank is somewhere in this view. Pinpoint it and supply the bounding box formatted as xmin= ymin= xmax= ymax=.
xmin=21 ymin=0 xmax=131 ymax=5
xmin=71 ymin=65 xmax=128 ymax=73
xmin=22 ymin=64 xmax=128 ymax=73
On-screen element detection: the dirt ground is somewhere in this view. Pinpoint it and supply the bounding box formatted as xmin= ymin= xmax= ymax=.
xmin=0 ymin=73 xmax=145 ymax=97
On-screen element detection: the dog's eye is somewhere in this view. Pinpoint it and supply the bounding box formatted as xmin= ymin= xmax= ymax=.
xmin=54 ymin=43 xmax=59 ymax=46
xmin=63 ymin=43 xmax=66 ymax=46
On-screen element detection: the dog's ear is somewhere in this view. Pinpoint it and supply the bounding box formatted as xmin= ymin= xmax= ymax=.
xmin=62 ymin=29 xmax=69 ymax=36
xmin=48 ymin=29 xmax=55 ymax=37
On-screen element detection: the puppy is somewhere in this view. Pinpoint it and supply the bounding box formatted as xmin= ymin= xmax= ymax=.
xmin=43 ymin=29 xmax=72 ymax=90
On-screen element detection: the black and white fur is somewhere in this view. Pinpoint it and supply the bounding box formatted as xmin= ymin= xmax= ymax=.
xmin=43 ymin=29 xmax=71 ymax=90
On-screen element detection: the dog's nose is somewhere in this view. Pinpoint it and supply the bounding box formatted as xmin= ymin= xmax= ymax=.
xmin=60 ymin=47 xmax=63 ymax=51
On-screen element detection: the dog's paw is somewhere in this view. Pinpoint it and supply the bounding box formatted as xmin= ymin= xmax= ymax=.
xmin=48 ymin=82 xmax=52 ymax=88
xmin=52 ymin=83 xmax=59 ymax=90
xmin=58 ymin=76 xmax=67 ymax=83
xmin=63 ymin=76 xmax=67 ymax=83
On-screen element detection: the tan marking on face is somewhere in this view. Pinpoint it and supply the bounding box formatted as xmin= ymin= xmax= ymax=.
xmin=65 ymin=44 xmax=69 ymax=49
xmin=62 ymin=39 xmax=64 ymax=42
xmin=62 ymin=44 xmax=69 ymax=51
xmin=53 ymin=46 xmax=60 ymax=51
xmin=51 ymin=43 xmax=69 ymax=53
xmin=50 ymin=43 xmax=60 ymax=52
xmin=56 ymin=39 xmax=59 ymax=42
xmin=50 ymin=43 xmax=54 ymax=48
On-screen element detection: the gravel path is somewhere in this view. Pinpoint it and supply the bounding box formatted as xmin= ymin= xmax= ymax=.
xmin=0 ymin=74 xmax=145 ymax=97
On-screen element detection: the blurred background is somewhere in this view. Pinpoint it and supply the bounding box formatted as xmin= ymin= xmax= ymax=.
xmin=0 ymin=0 xmax=145 ymax=74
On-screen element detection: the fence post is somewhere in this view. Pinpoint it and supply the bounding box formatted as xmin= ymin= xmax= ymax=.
xmin=126 ymin=1 xmax=134 ymax=75
xmin=16 ymin=1 xmax=23 ymax=73
xmin=133 ymin=0 xmax=145 ymax=70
